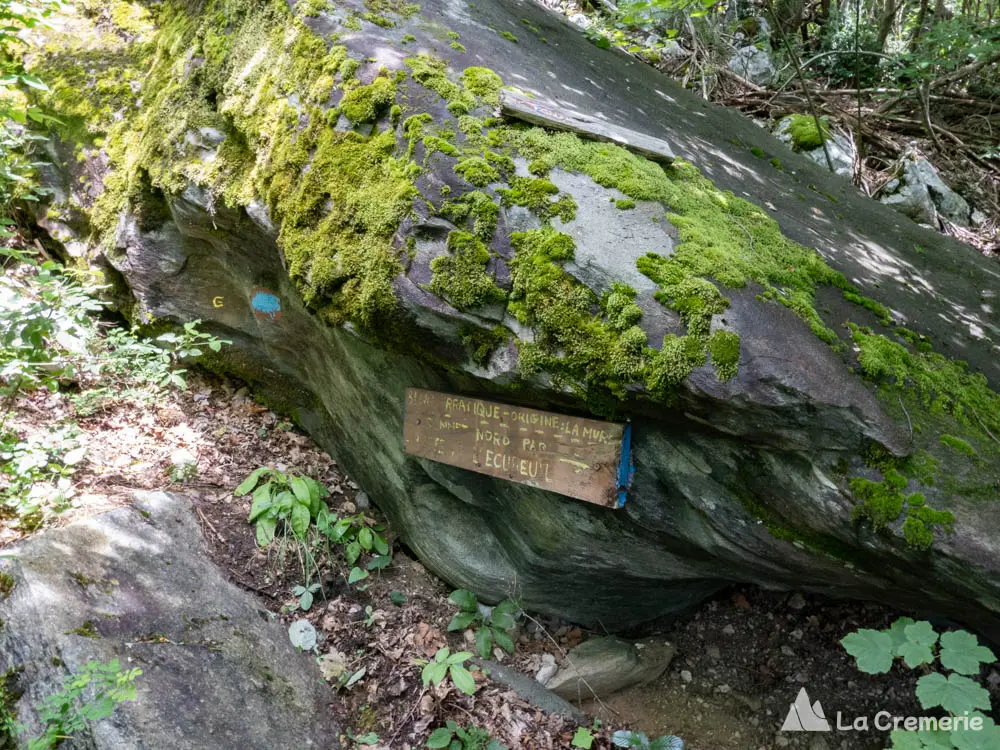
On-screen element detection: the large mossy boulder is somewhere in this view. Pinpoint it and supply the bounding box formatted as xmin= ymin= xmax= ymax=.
xmin=32 ymin=0 xmax=1000 ymax=635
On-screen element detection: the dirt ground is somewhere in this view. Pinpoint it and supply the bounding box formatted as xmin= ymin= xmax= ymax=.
xmin=3 ymin=368 xmax=998 ymax=749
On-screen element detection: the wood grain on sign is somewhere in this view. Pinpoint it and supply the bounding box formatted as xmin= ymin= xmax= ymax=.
xmin=499 ymin=90 xmax=675 ymax=165
xmin=403 ymin=388 xmax=626 ymax=507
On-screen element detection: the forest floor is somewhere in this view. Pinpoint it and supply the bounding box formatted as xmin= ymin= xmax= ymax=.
xmin=4 ymin=366 xmax=999 ymax=749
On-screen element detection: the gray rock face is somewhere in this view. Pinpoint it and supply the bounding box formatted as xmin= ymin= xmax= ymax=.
xmin=880 ymin=155 xmax=972 ymax=226
xmin=34 ymin=0 xmax=1000 ymax=642
xmin=0 ymin=492 xmax=339 ymax=749
xmin=728 ymin=46 xmax=777 ymax=86
xmin=544 ymin=637 xmax=675 ymax=700
xmin=774 ymin=117 xmax=854 ymax=176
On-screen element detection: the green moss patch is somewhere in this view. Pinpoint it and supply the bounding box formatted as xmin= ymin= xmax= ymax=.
xmin=429 ymin=231 xmax=506 ymax=309
xmin=850 ymin=469 xmax=955 ymax=551
xmin=783 ymin=114 xmax=830 ymax=151
xmin=461 ymin=324 xmax=511 ymax=366
xmin=461 ymin=67 xmax=502 ymax=106
xmin=339 ymin=76 xmax=396 ymax=123
xmin=497 ymin=176 xmax=576 ymax=222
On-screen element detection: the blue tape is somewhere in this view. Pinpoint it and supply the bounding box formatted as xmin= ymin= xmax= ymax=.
xmin=615 ymin=422 xmax=634 ymax=508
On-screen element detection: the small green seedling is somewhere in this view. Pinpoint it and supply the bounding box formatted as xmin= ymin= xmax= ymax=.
xmin=447 ymin=589 xmax=519 ymax=658
xmin=416 ymin=647 xmax=477 ymax=695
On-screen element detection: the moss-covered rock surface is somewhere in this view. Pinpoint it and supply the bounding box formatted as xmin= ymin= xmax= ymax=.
xmin=31 ymin=0 xmax=1000 ymax=634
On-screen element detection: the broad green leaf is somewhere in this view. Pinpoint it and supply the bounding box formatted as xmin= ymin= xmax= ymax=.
xmin=248 ymin=494 xmax=272 ymax=523
xmin=887 ymin=617 xmax=917 ymax=654
xmin=345 ymin=541 xmax=361 ymax=565
xmin=842 ymin=628 xmax=895 ymax=674
xmin=491 ymin=610 xmax=516 ymax=631
xmin=235 ymin=467 xmax=270 ymax=496
xmin=299 ymin=590 xmax=313 ymax=610
xmin=372 ymin=533 xmax=389 ymax=555
xmin=449 ymin=664 xmax=476 ymax=695
xmin=898 ymin=641 xmax=935 ymax=669
xmin=255 ymin=517 xmax=276 ymax=547
xmin=940 ymin=630 xmax=996 ymax=675
xmin=62 ymin=446 xmax=87 ymax=466
xmin=290 ymin=502 xmax=310 ymax=539
xmin=288 ymin=619 xmax=316 ymax=650
xmin=475 ymin=626 xmax=493 ymax=658
xmin=492 ymin=627 xmax=514 ymax=654
xmin=289 ymin=476 xmax=311 ymax=507
xmin=448 ymin=611 xmax=478 ymax=632
xmin=886 ymin=733 xmax=925 ymax=750
xmin=447 ymin=651 xmax=473 ymax=664
xmin=572 ymin=727 xmax=594 ymax=749
xmin=358 ymin=527 xmax=373 ymax=551
xmin=649 ymin=737 xmax=683 ymax=750
xmin=348 ymin=567 xmax=369 ymax=584
xmin=448 ymin=589 xmax=478 ymax=612
xmin=423 ymin=660 xmax=448 ymax=686
xmin=915 ymin=672 xmax=991 ymax=714
xmin=426 ymin=727 xmax=454 ymax=748
xmin=904 ymin=621 xmax=939 ymax=649
xmin=952 ymin=714 xmax=1000 ymax=750
xmin=367 ymin=555 xmax=392 ymax=571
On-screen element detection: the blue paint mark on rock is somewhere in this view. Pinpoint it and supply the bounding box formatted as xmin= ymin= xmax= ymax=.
xmin=251 ymin=288 xmax=282 ymax=321
xmin=615 ymin=423 xmax=634 ymax=508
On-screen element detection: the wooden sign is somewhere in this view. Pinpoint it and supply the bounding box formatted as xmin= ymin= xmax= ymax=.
xmin=499 ymin=90 xmax=675 ymax=165
xmin=403 ymin=388 xmax=633 ymax=507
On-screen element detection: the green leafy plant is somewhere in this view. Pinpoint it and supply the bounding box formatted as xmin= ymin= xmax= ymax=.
xmin=291 ymin=582 xmax=321 ymax=611
xmin=426 ymin=720 xmax=507 ymax=749
xmin=238 ymin=468 xmax=329 ymax=547
xmin=0 ymin=425 xmax=85 ymax=527
xmin=317 ymin=509 xmax=391 ymax=585
xmin=447 ymin=589 xmax=518 ymax=659
xmin=572 ymin=720 xmax=603 ymax=749
xmin=19 ymin=659 xmax=142 ymax=750
xmin=610 ymin=730 xmax=684 ymax=749
xmin=842 ymin=618 xmax=1000 ymax=748
xmin=417 ymin=647 xmax=478 ymax=696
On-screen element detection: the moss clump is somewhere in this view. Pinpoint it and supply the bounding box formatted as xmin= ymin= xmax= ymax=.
xmin=422 ymin=135 xmax=459 ymax=157
xmin=429 ymin=231 xmax=506 ymax=309
xmin=0 ymin=571 xmax=13 ymax=599
xmin=784 ymin=114 xmax=830 ymax=151
xmin=454 ymin=156 xmax=499 ymax=187
xmin=339 ymin=76 xmax=396 ymax=123
xmin=850 ymin=469 xmax=954 ymax=551
xmin=940 ymin=434 xmax=978 ymax=458
xmin=708 ymin=330 xmax=740 ymax=381
xmin=750 ymin=146 xmax=765 ymax=158
xmin=508 ymin=227 xmax=650 ymax=410
xmin=850 ymin=326 xmax=1000 ymax=447
xmin=601 ymin=282 xmax=643 ymax=332
xmin=498 ymin=30 xmax=518 ymax=43
xmin=295 ymin=0 xmax=332 ymax=16
xmin=497 ymin=176 xmax=576 ymax=222
xmin=67 ymin=620 xmax=99 ymax=638
xmin=461 ymin=324 xmax=511 ymax=366
xmin=614 ymin=198 xmax=636 ymax=210
xmin=439 ymin=190 xmax=499 ymax=241
xmin=646 ymin=334 xmax=705 ymax=396
xmin=405 ymin=54 xmax=476 ymax=115
xmin=461 ymin=67 xmax=502 ymax=106
xmin=501 ymin=126 xmax=847 ymax=359
xmin=401 ymin=33 xmax=416 ymax=43
xmin=450 ymin=41 xmax=466 ymax=52
xmin=457 ymin=115 xmax=484 ymax=136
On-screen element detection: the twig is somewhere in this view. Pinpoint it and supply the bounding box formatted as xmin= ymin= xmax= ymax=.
xmin=971 ymin=407 xmax=1000 ymax=447
xmin=193 ymin=504 xmax=224 ymax=540
xmin=898 ymin=395 xmax=913 ymax=443
xmin=387 ymin=690 xmax=425 ymax=745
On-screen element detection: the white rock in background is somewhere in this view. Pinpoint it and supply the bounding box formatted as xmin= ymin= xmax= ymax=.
xmin=567 ymin=12 xmax=591 ymax=29
xmin=728 ymin=46 xmax=776 ymax=86
xmin=773 ymin=116 xmax=854 ymax=176
xmin=535 ymin=653 xmax=558 ymax=685
xmin=880 ymin=155 xmax=971 ymax=227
